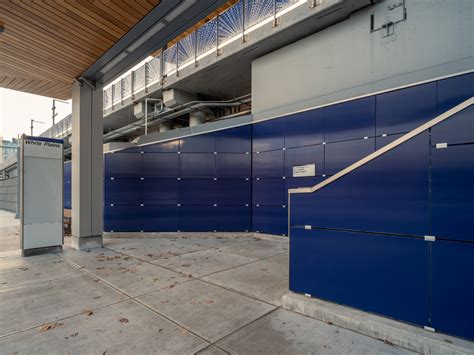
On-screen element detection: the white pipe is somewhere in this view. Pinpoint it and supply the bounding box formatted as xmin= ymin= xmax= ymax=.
xmin=144 ymin=98 xmax=163 ymax=135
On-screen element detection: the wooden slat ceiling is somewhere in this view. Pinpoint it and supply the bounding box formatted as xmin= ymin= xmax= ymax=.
xmin=0 ymin=0 xmax=161 ymax=100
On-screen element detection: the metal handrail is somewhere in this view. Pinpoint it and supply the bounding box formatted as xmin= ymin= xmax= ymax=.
xmin=289 ymin=97 xmax=474 ymax=195
xmin=103 ymin=0 xmax=304 ymax=110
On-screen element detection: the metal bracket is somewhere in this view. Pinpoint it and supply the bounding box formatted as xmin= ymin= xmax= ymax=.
xmin=308 ymin=0 xmax=322 ymax=9
xmin=424 ymin=236 xmax=436 ymax=242
xmin=424 ymin=326 xmax=435 ymax=332
xmin=76 ymin=76 xmax=96 ymax=90
xmin=435 ymin=143 xmax=448 ymax=149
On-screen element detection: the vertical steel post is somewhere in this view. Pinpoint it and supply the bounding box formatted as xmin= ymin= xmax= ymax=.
xmin=216 ymin=14 xmax=221 ymax=56
xmin=131 ymin=71 xmax=136 ymax=99
xmin=145 ymin=61 xmax=149 ymax=93
xmin=273 ymin=0 xmax=279 ymax=27
xmin=111 ymin=84 xmax=115 ymax=109
xmin=242 ymin=0 xmax=247 ymax=43
xmin=176 ymin=44 xmax=179 ymax=76
xmin=120 ymin=78 xmax=124 ymax=105
xmin=194 ymin=31 xmax=198 ymax=67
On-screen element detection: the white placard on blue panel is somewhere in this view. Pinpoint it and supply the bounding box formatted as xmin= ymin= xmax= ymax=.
xmin=292 ymin=164 xmax=316 ymax=177
xmin=20 ymin=136 xmax=63 ymax=255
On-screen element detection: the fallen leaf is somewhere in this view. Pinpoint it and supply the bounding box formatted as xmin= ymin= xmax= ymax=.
xmin=70 ymin=332 xmax=78 ymax=337
xmin=260 ymin=268 xmax=268 ymax=272
xmin=169 ymin=284 xmax=175 ymax=289
xmin=181 ymin=264 xmax=191 ymax=267
xmin=204 ymin=299 xmax=214 ymax=304
xmin=83 ymin=310 xmax=93 ymax=316
xmin=119 ymin=318 xmax=129 ymax=324
xmin=39 ymin=322 xmax=63 ymax=332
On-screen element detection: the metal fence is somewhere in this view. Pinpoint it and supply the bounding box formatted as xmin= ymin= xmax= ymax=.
xmin=40 ymin=114 xmax=72 ymax=139
xmin=103 ymin=0 xmax=304 ymax=110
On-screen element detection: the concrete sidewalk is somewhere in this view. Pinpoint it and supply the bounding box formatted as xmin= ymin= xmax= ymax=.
xmin=0 ymin=209 xmax=20 ymax=253
xmin=0 ymin=217 xmax=414 ymax=354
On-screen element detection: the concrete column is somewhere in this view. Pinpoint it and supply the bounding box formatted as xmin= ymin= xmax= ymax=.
xmin=159 ymin=121 xmax=174 ymax=132
xmin=71 ymin=80 xmax=103 ymax=250
xmin=189 ymin=111 xmax=207 ymax=127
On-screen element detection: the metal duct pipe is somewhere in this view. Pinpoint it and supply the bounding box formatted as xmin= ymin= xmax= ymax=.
xmin=102 ymin=94 xmax=251 ymax=143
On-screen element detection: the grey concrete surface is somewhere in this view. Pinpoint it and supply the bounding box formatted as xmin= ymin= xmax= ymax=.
xmin=0 ymin=232 xmax=417 ymax=354
xmin=282 ymin=292 xmax=474 ymax=355
xmin=0 ymin=209 xmax=20 ymax=253
xmin=202 ymin=253 xmax=289 ymax=307
xmin=217 ymin=309 xmax=413 ymax=355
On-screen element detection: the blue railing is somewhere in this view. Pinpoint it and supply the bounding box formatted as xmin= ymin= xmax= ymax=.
xmin=103 ymin=0 xmax=303 ymax=110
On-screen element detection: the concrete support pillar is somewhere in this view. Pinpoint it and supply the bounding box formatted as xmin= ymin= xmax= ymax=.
xmin=71 ymin=80 xmax=104 ymax=250
xmin=159 ymin=121 xmax=174 ymax=132
xmin=189 ymin=111 xmax=207 ymax=127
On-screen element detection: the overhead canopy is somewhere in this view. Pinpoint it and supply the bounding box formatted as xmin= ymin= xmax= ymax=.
xmin=0 ymin=0 xmax=229 ymax=100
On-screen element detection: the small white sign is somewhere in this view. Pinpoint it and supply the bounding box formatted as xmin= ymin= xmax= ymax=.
xmin=292 ymin=164 xmax=316 ymax=177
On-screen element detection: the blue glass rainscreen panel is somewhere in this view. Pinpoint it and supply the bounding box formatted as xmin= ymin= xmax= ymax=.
xmin=253 ymin=118 xmax=285 ymax=152
xmin=215 ymin=179 xmax=251 ymax=205
xmin=104 ymin=205 xmax=142 ymax=232
xmin=431 ymin=144 xmax=474 ymax=242
xmin=325 ymin=96 xmax=375 ymax=142
xmin=375 ymin=133 xmax=404 ymax=150
xmin=291 ymin=133 xmax=429 ymax=236
xmin=105 ymin=152 xmax=142 ymax=179
xmin=180 ymin=153 xmax=215 ymax=178
xmin=180 ymin=133 xmax=215 ymax=153
xmin=437 ymin=73 xmax=474 ymax=114
xmin=216 ymin=153 xmax=251 ymax=178
xmin=179 ymin=206 xmax=218 ymax=232
xmin=325 ymin=138 xmax=374 ymax=175
xmin=252 ymin=178 xmax=285 ymax=206
xmin=214 ymin=206 xmax=251 ymax=232
xmin=431 ymin=106 xmax=474 ymax=145
xmin=253 ymin=205 xmax=287 ymax=236
xmin=105 ymin=179 xmax=142 ymax=205
xmin=143 ymin=179 xmax=178 ymax=206
xmin=376 ymin=82 xmax=437 ymax=136
xmin=284 ymin=109 xmax=324 ymax=148
xmin=289 ymin=228 xmax=428 ymax=327
xmin=142 ymin=140 xmax=179 ymax=153
xmin=252 ymin=150 xmax=284 ymax=178
xmin=285 ymin=144 xmax=324 ymax=177
xmin=179 ymin=179 xmax=216 ymax=205
xmin=215 ymin=125 xmax=252 ymax=153
xmin=142 ymin=153 xmax=179 ymax=178
xmin=432 ymin=240 xmax=474 ymax=340
xmin=143 ymin=206 xmax=179 ymax=232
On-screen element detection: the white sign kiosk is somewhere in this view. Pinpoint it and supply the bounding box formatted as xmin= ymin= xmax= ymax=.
xmin=20 ymin=136 xmax=64 ymax=256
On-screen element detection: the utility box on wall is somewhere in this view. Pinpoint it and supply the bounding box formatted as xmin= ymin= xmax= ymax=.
xmin=20 ymin=136 xmax=64 ymax=256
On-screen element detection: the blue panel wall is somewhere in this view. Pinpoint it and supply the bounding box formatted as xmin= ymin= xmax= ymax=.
xmin=289 ymin=228 xmax=429 ymax=326
xmin=288 ymin=73 xmax=474 ymax=340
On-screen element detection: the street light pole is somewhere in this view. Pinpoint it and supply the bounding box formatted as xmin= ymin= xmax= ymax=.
xmin=52 ymin=99 xmax=69 ymax=126
xmin=30 ymin=119 xmax=44 ymax=136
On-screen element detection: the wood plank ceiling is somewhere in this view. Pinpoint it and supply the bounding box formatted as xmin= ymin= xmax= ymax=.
xmin=0 ymin=0 xmax=161 ymax=100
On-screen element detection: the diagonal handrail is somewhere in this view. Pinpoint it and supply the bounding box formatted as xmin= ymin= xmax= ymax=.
xmin=289 ymin=97 xmax=474 ymax=196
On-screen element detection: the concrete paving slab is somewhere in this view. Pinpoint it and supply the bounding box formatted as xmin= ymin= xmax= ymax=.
xmin=217 ymin=308 xmax=414 ymax=355
xmin=105 ymin=237 xmax=210 ymax=261
xmin=202 ymin=254 xmax=289 ymax=306
xmin=0 ymin=300 xmax=210 ymax=354
xmin=217 ymin=237 xmax=288 ymax=259
xmin=151 ymin=248 xmax=258 ymax=278
xmin=0 ymin=210 xmax=20 ymax=253
xmin=0 ymin=255 xmax=79 ymax=292
xmin=0 ymin=252 xmax=63 ymax=271
xmin=137 ymin=279 xmax=276 ymax=342
xmin=0 ymin=272 xmax=123 ymax=337
xmin=197 ymin=345 xmax=229 ymax=355
xmin=282 ymin=292 xmax=474 ymax=355
xmin=61 ymin=248 xmax=189 ymax=297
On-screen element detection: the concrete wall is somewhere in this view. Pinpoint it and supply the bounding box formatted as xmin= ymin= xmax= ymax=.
xmin=0 ymin=177 xmax=17 ymax=213
xmin=252 ymin=0 xmax=473 ymax=120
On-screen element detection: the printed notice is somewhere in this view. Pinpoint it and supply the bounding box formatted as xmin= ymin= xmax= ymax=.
xmin=292 ymin=164 xmax=315 ymax=177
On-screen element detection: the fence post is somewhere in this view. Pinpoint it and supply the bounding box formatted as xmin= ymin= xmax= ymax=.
xmin=273 ymin=0 xmax=280 ymax=27
xmin=120 ymin=78 xmax=125 ymax=105
xmin=131 ymin=71 xmax=136 ymax=99
xmin=145 ymin=61 xmax=149 ymax=93
xmin=242 ymin=0 xmax=247 ymax=43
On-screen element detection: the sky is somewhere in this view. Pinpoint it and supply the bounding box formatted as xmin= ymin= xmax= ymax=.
xmin=0 ymin=88 xmax=72 ymax=141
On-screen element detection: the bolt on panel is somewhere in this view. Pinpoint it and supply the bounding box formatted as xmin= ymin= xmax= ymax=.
xmin=289 ymin=227 xmax=429 ymax=327
xmin=252 ymin=149 xmax=285 ymax=178
xmin=252 ymin=205 xmax=288 ymax=236
xmin=431 ymin=144 xmax=474 ymax=242
xmin=285 ymin=144 xmax=324 ymax=177
xmin=105 ymin=179 xmax=142 ymax=205
xmin=216 ymin=153 xmax=251 ymax=178
xmin=324 ymin=96 xmax=376 ymax=143
xmin=104 ymin=152 xmax=142 ymax=179
xmin=179 ymin=153 xmax=216 ymax=178
xmin=252 ymin=178 xmax=286 ymax=206
xmin=284 ymin=108 xmax=324 ymax=148
xmin=142 ymin=179 xmax=179 ymax=205
xmin=104 ymin=205 xmax=142 ymax=232
xmin=143 ymin=206 xmax=179 ymax=232
xmin=215 ymin=125 xmax=252 ymax=153
xmin=142 ymin=152 xmax=179 ymax=178
xmin=376 ymin=82 xmax=437 ymax=136
xmin=253 ymin=117 xmax=285 ymax=152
